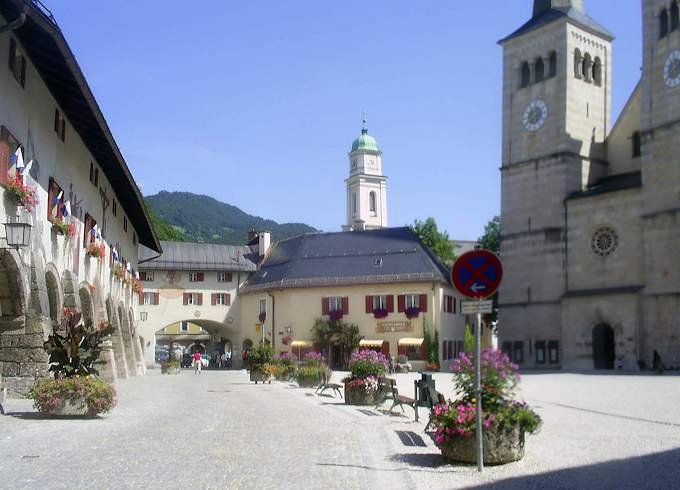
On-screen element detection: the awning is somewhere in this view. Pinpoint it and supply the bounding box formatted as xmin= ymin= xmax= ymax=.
xmin=291 ymin=340 xmax=314 ymax=348
xmin=359 ymin=339 xmax=385 ymax=348
xmin=398 ymin=338 xmax=424 ymax=346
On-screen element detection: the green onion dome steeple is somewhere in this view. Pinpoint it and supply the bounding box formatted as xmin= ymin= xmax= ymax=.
xmin=351 ymin=115 xmax=380 ymax=153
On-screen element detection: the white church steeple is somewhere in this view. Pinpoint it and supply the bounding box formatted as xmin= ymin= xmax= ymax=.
xmin=344 ymin=115 xmax=388 ymax=231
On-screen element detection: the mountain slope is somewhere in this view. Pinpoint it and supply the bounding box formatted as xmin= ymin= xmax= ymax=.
xmin=145 ymin=191 xmax=317 ymax=245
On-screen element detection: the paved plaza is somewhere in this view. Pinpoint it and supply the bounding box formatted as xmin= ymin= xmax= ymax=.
xmin=1 ymin=370 xmax=680 ymax=489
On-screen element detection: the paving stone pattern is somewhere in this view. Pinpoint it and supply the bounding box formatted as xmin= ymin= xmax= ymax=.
xmin=1 ymin=371 xmax=680 ymax=489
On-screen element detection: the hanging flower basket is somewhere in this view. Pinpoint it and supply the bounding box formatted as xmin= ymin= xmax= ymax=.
xmin=131 ymin=277 xmax=143 ymax=294
xmin=282 ymin=335 xmax=292 ymax=346
xmin=258 ymin=312 xmax=267 ymax=323
xmin=405 ymin=306 xmax=421 ymax=319
xmin=329 ymin=309 xmax=344 ymax=321
xmin=373 ymin=308 xmax=388 ymax=319
xmin=52 ymin=218 xmax=76 ymax=237
xmin=86 ymin=242 xmax=106 ymax=261
xmin=5 ymin=172 xmax=38 ymax=212
xmin=111 ymin=263 xmax=125 ymax=282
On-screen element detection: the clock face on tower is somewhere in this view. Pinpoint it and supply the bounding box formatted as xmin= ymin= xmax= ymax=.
xmin=369 ymin=159 xmax=376 ymax=169
xmin=522 ymin=100 xmax=548 ymax=132
xmin=663 ymin=50 xmax=680 ymax=89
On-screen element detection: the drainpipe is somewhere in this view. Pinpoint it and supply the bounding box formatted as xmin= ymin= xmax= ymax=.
xmin=0 ymin=6 xmax=27 ymax=34
xmin=268 ymin=291 xmax=275 ymax=350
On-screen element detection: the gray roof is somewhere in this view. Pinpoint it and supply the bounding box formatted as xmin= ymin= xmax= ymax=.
xmin=139 ymin=241 xmax=257 ymax=272
xmin=241 ymin=227 xmax=451 ymax=293
xmin=499 ymin=6 xmax=614 ymax=44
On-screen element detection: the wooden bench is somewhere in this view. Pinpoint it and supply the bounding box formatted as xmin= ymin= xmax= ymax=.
xmin=376 ymin=377 xmax=418 ymax=421
xmin=424 ymin=384 xmax=447 ymax=431
xmin=315 ymin=371 xmax=343 ymax=398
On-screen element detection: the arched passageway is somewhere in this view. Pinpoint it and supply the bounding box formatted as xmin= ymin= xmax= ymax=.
xmin=592 ymin=323 xmax=615 ymax=369
xmin=106 ymin=298 xmax=128 ymax=379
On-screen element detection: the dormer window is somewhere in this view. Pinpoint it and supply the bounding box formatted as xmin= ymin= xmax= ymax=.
xmin=8 ymin=38 xmax=26 ymax=88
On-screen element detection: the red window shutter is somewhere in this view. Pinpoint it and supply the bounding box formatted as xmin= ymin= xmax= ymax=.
xmin=342 ymin=297 xmax=349 ymax=315
xmin=197 ymin=293 xmax=203 ymax=306
xmin=365 ymin=296 xmax=373 ymax=313
xmin=226 ymin=293 xmax=231 ymax=306
xmin=211 ymin=294 xmax=216 ymax=306
xmin=387 ymin=295 xmax=394 ymax=313
xmin=0 ymin=142 xmax=8 ymax=186
xmin=321 ymin=298 xmax=329 ymax=315
xmin=197 ymin=272 xmax=204 ymax=282
xmin=138 ymin=292 xmax=144 ymax=305
xmin=397 ymin=295 xmax=405 ymax=313
xmin=183 ymin=293 xmax=189 ymax=305
xmin=154 ymin=292 xmax=160 ymax=305
xmin=47 ymin=178 xmax=58 ymax=222
xmin=226 ymin=273 xmax=232 ymax=282
xmin=419 ymin=294 xmax=428 ymax=312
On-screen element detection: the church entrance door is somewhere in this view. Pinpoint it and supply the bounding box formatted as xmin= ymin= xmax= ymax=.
xmin=592 ymin=324 xmax=615 ymax=369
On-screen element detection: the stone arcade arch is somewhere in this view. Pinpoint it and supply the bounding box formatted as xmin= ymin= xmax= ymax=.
xmin=129 ymin=308 xmax=145 ymax=375
xmin=106 ymin=297 xmax=129 ymax=379
xmin=592 ymin=323 xmax=615 ymax=369
xmin=118 ymin=303 xmax=138 ymax=376
xmin=45 ymin=263 xmax=62 ymax=328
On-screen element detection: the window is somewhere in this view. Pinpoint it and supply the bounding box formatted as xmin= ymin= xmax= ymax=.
xmin=143 ymin=292 xmax=154 ymax=305
xmin=189 ymin=272 xmax=204 ymax=282
xmin=89 ymin=162 xmax=99 ymax=187
xmin=632 ymin=131 xmax=642 ymax=158
xmin=213 ymin=293 xmax=231 ymax=306
xmin=443 ymin=294 xmax=456 ymax=313
xmin=329 ymin=296 xmax=342 ymax=312
xmin=217 ymin=272 xmax=233 ymax=283
xmin=405 ymin=294 xmax=419 ymax=309
xmin=535 ymin=341 xmax=546 ymax=364
xmin=512 ymin=341 xmax=524 ymax=364
xmin=520 ymin=62 xmax=531 ymax=87
xmin=582 ymin=53 xmax=592 ymax=82
xmin=352 ymin=192 xmax=357 ymax=215
xmin=548 ymin=341 xmax=559 ymax=364
xmin=139 ymin=292 xmax=158 ymax=305
xmin=112 ymin=199 xmax=117 ymax=216
xmin=672 ymin=2 xmax=679 ymax=31
xmin=140 ymin=271 xmax=154 ymax=282
xmin=369 ymin=191 xmax=377 ymax=215
xmin=180 ymin=321 xmax=189 ymax=332
xmin=8 ymin=38 xmax=26 ymax=88
xmin=54 ymin=109 xmax=66 ymax=142
xmin=534 ymin=57 xmax=545 ymax=82
xmin=661 ymin=9 xmax=669 ymax=39
xmin=259 ymin=299 xmax=266 ymax=314
xmin=47 ymin=177 xmax=64 ymax=222
xmin=83 ymin=213 xmax=96 ymax=248
xmin=123 ymin=216 xmax=128 ymax=233
xmin=0 ymin=126 xmax=22 ymax=186
xmin=373 ymin=295 xmax=387 ymax=310
xmin=548 ymin=51 xmax=557 ymax=77
xmin=574 ymin=49 xmax=583 ymax=78
xmin=592 ymin=57 xmax=602 ymax=86
xmin=183 ymin=293 xmax=202 ymax=306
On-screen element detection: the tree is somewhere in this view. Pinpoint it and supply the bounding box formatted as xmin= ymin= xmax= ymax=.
xmin=311 ymin=318 xmax=363 ymax=368
xmin=146 ymin=203 xmax=187 ymax=242
xmin=478 ymin=215 xmax=500 ymax=254
xmin=412 ymin=218 xmax=457 ymax=267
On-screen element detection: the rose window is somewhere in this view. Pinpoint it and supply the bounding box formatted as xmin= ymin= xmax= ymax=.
xmin=591 ymin=226 xmax=618 ymax=257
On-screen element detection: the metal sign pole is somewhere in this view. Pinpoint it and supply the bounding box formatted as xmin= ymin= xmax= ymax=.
xmin=476 ymin=305 xmax=484 ymax=472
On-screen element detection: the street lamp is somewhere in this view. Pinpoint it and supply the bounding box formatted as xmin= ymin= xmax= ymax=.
xmin=3 ymin=222 xmax=31 ymax=250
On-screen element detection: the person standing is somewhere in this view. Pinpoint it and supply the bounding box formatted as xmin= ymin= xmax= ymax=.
xmin=193 ymin=351 xmax=202 ymax=375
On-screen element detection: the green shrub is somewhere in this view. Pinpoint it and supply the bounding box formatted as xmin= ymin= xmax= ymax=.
xmin=31 ymin=376 xmax=116 ymax=416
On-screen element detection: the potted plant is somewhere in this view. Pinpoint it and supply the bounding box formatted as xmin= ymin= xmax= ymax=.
xmin=52 ymin=218 xmax=76 ymax=238
xmin=429 ymin=349 xmax=542 ymax=465
xmin=30 ymin=308 xmax=116 ymax=417
xmin=272 ymin=352 xmax=297 ymax=381
xmin=282 ymin=335 xmax=292 ymax=346
xmin=295 ymin=352 xmax=328 ymax=388
xmin=247 ymin=343 xmax=274 ymax=383
xmin=329 ymin=309 xmax=343 ymax=321
xmin=161 ymin=358 xmax=181 ymax=374
xmin=5 ymin=172 xmax=38 ymax=211
xmin=111 ymin=263 xmax=125 ymax=282
xmin=405 ymin=306 xmax=421 ymax=319
xmin=131 ymin=277 xmax=143 ymax=294
xmin=343 ymin=349 xmax=388 ymax=405
xmin=372 ymin=308 xmax=388 ymax=319
xmin=86 ymin=242 xmax=106 ymax=261
xmin=258 ymin=312 xmax=266 ymax=323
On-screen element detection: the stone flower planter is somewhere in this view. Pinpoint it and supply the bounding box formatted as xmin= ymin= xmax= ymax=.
xmin=344 ymin=384 xmax=379 ymax=406
xmin=249 ymin=370 xmax=273 ymax=384
xmin=296 ymin=375 xmax=318 ymax=388
xmin=50 ymin=397 xmax=92 ymax=417
xmin=439 ymin=426 xmax=525 ymax=466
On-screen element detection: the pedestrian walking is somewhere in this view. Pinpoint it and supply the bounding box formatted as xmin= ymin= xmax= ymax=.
xmin=242 ymin=349 xmax=249 ymax=370
xmin=226 ymin=350 xmax=232 ymax=368
xmin=193 ymin=351 xmax=202 ymax=375
xmin=220 ymin=352 xmax=227 ymax=369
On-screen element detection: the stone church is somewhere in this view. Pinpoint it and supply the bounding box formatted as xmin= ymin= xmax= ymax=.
xmin=499 ymin=0 xmax=680 ymax=370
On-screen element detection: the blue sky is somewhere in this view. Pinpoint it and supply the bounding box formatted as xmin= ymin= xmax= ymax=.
xmin=47 ymin=1 xmax=642 ymax=240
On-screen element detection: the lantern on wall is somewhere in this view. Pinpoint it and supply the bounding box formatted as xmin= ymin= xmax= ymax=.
xmin=3 ymin=222 xmax=32 ymax=250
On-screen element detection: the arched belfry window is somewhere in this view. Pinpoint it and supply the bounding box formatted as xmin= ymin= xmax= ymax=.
xmin=369 ymin=191 xmax=377 ymax=215
xmin=660 ymin=9 xmax=669 ymax=38
xmin=583 ymin=53 xmax=593 ymax=82
xmin=592 ymin=57 xmax=602 ymax=86
xmin=671 ymin=2 xmax=679 ymax=31
xmin=534 ymin=57 xmax=545 ymax=82
xmin=574 ymin=49 xmax=583 ymax=78
xmin=549 ymin=51 xmax=557 ymax=77
xmin=632 ymin=131 xmax=642 ymax=158
xmin=520 ymin=62 xmax=531 ymax=87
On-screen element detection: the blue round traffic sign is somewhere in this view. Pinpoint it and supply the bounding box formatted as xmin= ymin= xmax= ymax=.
xmin=451 ymin=250 xmax=503 ymax=299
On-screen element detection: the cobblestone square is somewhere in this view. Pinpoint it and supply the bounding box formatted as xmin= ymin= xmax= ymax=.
xmin=1 ymin=371 xmax=680 ymax=489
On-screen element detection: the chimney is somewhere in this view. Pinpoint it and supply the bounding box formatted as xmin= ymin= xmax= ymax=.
xmin=258 ymin=231 xmax=271 ymax=261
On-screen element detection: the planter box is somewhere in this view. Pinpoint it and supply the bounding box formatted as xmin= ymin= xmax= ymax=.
xmin=296 ymin=376 xmax=318 ymax=388
xmin=344 ymin=384 xmax=379 ymax=406
xmin=439 ymin=426 xmax=525 ymax=466
xmin=249 ymin=370 xmax=273 ymax=384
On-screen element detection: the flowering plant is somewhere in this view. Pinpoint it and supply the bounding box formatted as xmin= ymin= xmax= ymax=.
xmin=372 ymin=308 xmax=388 ymax=319
xmin=52 ymin=218 xmax=76 ymax=237
xmin=303 ymin=351 xmax=325 ymax=366
xmin=452 ymin=349 xmax=519 ymax=410
xmin=258 ymin=311 xmax=266 ymax=323
xmin=329 ymin=309 xmax=344 ymax=321
xmin=405 ymin=306 xmax=421 ymax=319
xmin=30 ymin=376 xmax=116 ymax=416
xmin=111 ymin=263 xmax=125 ymax=281
xmin=86 ymin=242 xmax=106 ymax=260
xmin=131 ymin=277 xmax=143 ymax=294
xmin=345 ymin=349 xmax=388 ymax=380
xmin=5 ymin=172 xmax=38 ymax=212
xmin=282 ymin=335 xmax=292 ymax=345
